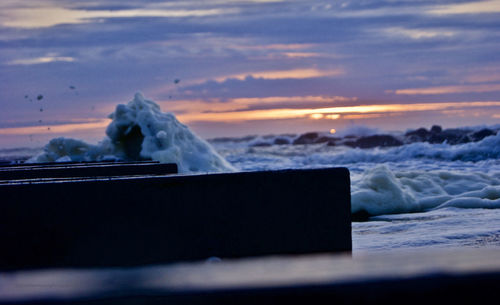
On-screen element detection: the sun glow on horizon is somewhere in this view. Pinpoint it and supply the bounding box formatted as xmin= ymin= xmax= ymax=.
xmin=176 ymin=101 xmax=500 ymax=122
xmin=1 ymin=100 xmax=500 ymax=140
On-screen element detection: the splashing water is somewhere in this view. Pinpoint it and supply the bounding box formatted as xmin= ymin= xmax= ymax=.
xmin=28 ymin=93 xmax=235 ymax=173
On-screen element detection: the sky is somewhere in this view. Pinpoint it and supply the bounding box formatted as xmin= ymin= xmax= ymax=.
xmin=1 ymin=0 xmax=500 ymax=147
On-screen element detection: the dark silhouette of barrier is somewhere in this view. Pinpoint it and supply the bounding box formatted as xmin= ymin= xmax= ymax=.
xmin=0 ymin=167 xmax=351 ymax=270
xmin=0 ymin=161 xmax=177 ymax=180
xmin=0 ymin=250 xmax=498 ymax=305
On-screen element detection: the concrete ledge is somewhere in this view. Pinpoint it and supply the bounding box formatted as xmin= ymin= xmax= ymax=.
xmin=0 ymin=167 xmax=351 ymax=270
xmin=0 ymin=162 xmax=177 ymax=180
xmin=0 ymin=249 xmax=498 ymax=305
xmin=0 ymin=160 xmax=160 ymax=168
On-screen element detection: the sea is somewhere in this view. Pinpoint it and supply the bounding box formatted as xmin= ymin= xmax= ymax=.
xmin=2 ymin=94 xmax=500 ymax=254
xmin=208 ymin=129 xmax=500 ymax=253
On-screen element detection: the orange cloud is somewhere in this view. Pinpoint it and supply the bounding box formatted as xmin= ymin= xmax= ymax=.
xmin=4 ymin=101 xmax=499 ymax=137
xmin=429 ymin=0 xmax=500 ymax=15
xmin=230 ymin=95 xmax=356 ymax=105
xmin=231 ymin=43 xmax=317 ymax=51
xmin=159 ymin=95 xmax=357 ymax=115
xmin=215 ymin=68 xmax=343 ymax=82
xmin=6 ymin=56 xmax=75 ymax=65
xmin=2 ymin=6 xmax=237 ymax=28
xmin=394 ymin=84 xmax=500 ymax=95
xmin=282 ymin=52 xmax=320 ymax=58
xmin=177 ymin=101 xmax=500 ymax=122
xmin=341 ymin=113 xmax=387 ymax=120
xmin=464 ymin=74 xmax=500 ymax=84
xmin=310 ymin=113 xmax=324 ymax=120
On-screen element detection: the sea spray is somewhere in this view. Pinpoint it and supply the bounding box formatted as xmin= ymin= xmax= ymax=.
xmin=28 ymin=93 xmax=235 ymax=173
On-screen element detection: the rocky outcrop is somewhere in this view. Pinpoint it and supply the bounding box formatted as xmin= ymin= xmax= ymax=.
xmin=293 ymin=132 xmax=319 ymax=145
xmin=404 ymin=125 xmax=474 ymax=145
xmin=235 ymin=125 xmax=499 ymax=150
xmin=471 ymin=128 xmax=497 ymax=142
xmin=292 ymin=132 xmax=340 ymax=145
xmin=274 ymin=137 xmax=291 ymax=145
xmin=345 ymin=135 xmax=403 ymax=149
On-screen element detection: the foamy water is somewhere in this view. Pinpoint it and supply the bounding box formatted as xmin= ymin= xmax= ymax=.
xmin=210 ymin=134 xmax=500 ymax=251
xmin=27 ymin=93 xmax=234 ymax=173
xmin=3 ymin=94 xmax=500 ymax=252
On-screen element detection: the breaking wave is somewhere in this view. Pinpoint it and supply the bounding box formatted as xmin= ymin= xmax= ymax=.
xmin=28 ymin=93 xmax=235 ymax=173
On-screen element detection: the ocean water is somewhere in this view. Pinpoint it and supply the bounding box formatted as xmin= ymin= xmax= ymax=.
xmin=209 ymin=138 xmax=500 ymax=252
xmin=3 ymin=94 xmax=500 ymax=253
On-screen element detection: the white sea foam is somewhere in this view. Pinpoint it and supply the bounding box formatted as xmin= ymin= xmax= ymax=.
xmin=213 ymin=134 xmax=500 ymax=216
xmin=28 ymin=93 xmax=235 ymax=173
xmin=351 ymin=165 xmax=500 ymax=216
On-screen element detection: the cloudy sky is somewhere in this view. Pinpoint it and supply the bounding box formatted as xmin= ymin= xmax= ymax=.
xmin=1 ymin=0 xmax=500 ymax=147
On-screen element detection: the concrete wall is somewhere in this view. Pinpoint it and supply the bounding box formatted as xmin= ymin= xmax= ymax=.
xmin=0 ymin=167 xmax=351 ymax=270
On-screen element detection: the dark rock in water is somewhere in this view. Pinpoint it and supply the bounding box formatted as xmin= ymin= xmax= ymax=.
xmin=405 ymin=127 xmax=431 ymax=139
xmin=273 ymin=137 xmax=290 ymax=145
xmin=317 ymin=136 xmax=340 ymax=146
xmin=314 ymin=136 xmax=335 ymax=144
xmin=428 ymin=129 xmax=470 ymax=145
xmin=251 ymin=142 xmax=272 ymax=147
xmin=350 ymin=135 xmax=403 ymax=149
xmin=405 ymin=127 xmax=432 ymax=143
xmin=210 ymin=135 xmax=257 ymax=143
xmin=344 ymin=141 xmax=357 ymax=148
xmin=471 ymin=128 xmax=496 ymax=142
xmin=293 ymin=132 xmax=319 ymax=145
xmin=405 ymin=125 xmax=474 ymax=145
xmin=340 ymin=125 xmax=497 ymax=147
xmin=430 ymin=125 xmax=442 ymax=133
